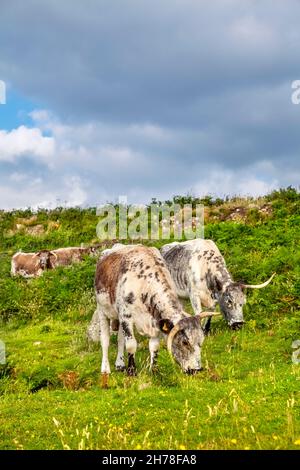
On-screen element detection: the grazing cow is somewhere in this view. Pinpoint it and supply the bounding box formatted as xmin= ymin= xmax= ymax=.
xmin=160 ymin=239 xmax=275 ymax=331
xmin=91 ymin=244 xmax=218 ymax=384
xmin=11 ymin=250 xmax=57 ymax=278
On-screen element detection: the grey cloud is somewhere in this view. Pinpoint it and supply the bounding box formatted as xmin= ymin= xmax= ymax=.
xmin=0 ymin=0 xmax=300 ymax=208
xmin=1 ymin=0 xmax=300 ymax=125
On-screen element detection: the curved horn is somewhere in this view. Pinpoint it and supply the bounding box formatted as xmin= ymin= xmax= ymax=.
xmin=50 ymin=251 xmax=58 ymax=259
xmin=167 ymin=312 xmax=222 ymax=355
xmin=241 ymin=272 xmax=276 ymax=289
xmin=196 ymin=311 xmax=222 ymax=320
xmin=167 ymin=323 xmax=181 ymax=356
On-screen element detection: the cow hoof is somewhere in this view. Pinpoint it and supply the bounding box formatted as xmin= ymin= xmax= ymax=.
xmin=101 ymin=372 xmax=109 ymax=389
xmin=185 ymin=368 xmax=203 ymax=375
xmin=127 ymin=367 xmax=137 ymax=377
xmin=150 ymin=366 xmax=159 ymax=375
xmin=115 ymin=365 xmax=126 ymax=372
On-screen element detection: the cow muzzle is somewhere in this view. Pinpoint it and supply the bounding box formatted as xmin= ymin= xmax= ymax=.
xmin=230 ymin=321 xmax=244 ymax=330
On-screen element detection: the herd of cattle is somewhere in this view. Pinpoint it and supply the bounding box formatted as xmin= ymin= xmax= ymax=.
xmin=11 ymin=239 xmax=275 ymax=383
xmin=10 ymin=242 xmax=114 ymax=278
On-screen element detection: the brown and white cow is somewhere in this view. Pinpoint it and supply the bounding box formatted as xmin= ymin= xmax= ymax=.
xmin=11 ymin=245 xmax=99 ymax=278
xmin=11 ymin=250 xmax=57 ymax=278
xmin=90 ymin=244 xmax=219 ymax=384
xmin=161 ymin=239 xmax=275 ymax=331
xmin=50 ymin=246 xmax=97 ymax=267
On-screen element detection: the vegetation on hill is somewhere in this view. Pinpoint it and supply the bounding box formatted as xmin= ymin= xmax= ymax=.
xmin=0 ymin=187 xmax=299 ymax=449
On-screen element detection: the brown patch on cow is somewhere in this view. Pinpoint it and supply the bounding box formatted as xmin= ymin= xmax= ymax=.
xmin=95 ymin=252 xmax=128 ymax=304
xmin=141 ymin=292 xmax=148 ymax=303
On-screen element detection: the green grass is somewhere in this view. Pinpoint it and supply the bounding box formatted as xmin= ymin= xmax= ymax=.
xmin=1 ymin=189 xmax=300 ymax=449
xmin=1 ymin=319 xmax=299 ymax=450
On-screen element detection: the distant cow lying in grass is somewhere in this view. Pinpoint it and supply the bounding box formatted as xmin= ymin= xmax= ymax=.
xmin=160 ymin=239 xmax=275 ymax=331
xmin=89 ymin=244 xmax=219 ymax=386
xmin=49 ymin=246 xmax=98 ymax=267
xmin=11 ymin=245 xmax=104 ymax=278
xmin=11 ymin=250 xmax=57 ymax=278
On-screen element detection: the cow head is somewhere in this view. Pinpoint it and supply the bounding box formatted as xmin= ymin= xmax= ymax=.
xmin=160 ymin=312 xmax=220 ymax=374
xmin=219 ymin=283 xmax=246 ymax=329
xmin=219 ymin=273 xmax=276 ymax=330
xmin=35 ymin=250 xmax=57 ymax=270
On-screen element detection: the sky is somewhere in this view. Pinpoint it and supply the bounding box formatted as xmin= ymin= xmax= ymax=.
xmin=0 ymin=0 xmax=300 ymax=209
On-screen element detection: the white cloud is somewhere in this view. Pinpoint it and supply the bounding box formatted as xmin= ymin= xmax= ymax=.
xmin=63 ymin=176 xmax=88 ymax=207
xmin=0 ymin=125 xmax=55 ymax=162
xmin=9 ymin=172 xmax=28 ymax=182
xmin=0 ymin=107 xmax=299 ymax=209
xmin=194 ymin=166 xmax=278 ymax=199
xmin=230 ymin=16 xmax=275 ymax=46
xmin=0 ymin=173 xmax=88 ymax=210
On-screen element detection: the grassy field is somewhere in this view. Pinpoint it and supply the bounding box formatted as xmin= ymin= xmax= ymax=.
xmin=0 ymin=188 xmax=300 ymax=450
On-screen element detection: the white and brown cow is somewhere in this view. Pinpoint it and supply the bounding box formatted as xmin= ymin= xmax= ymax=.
xmin=11 ymin=250 xmax=57 ymax=278
xmin=90 ymin=244 xmax=218 ymax=383
xmin=11 ymin=245 xmax=98 ymax=278
xmin=161 ymin=239 xmax=275 ymax=331
xmin=50 ymin=246 xmax=97 ymax=267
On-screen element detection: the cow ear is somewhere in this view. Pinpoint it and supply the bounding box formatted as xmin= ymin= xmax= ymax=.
xmin=215 ymin=278 xmax=223 ymax=292
xmin=159 ymin=319 xmax=174 ymax=334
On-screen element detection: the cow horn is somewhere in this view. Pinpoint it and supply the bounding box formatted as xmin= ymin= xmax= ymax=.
xmin=241 ymin=272 xmax=276 ymax=289
xmin=167 ymin=323 xmax=181 ymax=356
xmin=167 ymin=312 xmax=221 ymax=355
xmin=196 ymin=311 xmax=222 ymax=320
xmin=50 ymin=251 xmax=58 ymax=259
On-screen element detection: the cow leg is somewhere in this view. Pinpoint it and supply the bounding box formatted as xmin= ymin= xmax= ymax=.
xmin=87 ymin=309 xmax=101 ymax=342
xmin=115 ymin=324 xmax=126 ymax=371
xmin=120 ymin=317 xmax=137 ymax=376
xmin=99 ymin=311 xmax=111 ymax=387
xmin=190 ymin=288 xmax=212 ymax=334
xmin=149 ymin=337 xmax=160 ymax=372
xmin=190 ymin=288 xmax=203 ymax=316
